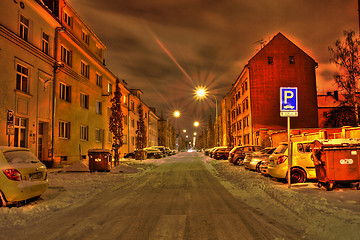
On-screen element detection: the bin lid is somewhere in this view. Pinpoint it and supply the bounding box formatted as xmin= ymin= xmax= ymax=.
xmin=88 ymin=149 xmax=111 ymax=153
xmin=313 ymin=139 xmax=360 ymax=148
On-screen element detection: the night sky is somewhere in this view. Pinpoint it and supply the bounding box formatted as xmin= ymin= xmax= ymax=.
xmin=68 ymin=0 xmax=357 ymax=132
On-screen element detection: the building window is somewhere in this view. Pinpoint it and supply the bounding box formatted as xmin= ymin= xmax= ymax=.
xmin=96 ymin=73 xmax=102 ymax=87
xmin=131 ymin=119 xmax=134 ymax=128
xmin=131 ymin=136 xmax=135 ymax=146
xmin=16 ymin=64 xmax=29 ymax=92
xmin=107 ymin=82 xmax=112 ymax=94
xmin=108 ymin=131 xmax=112 ymax=143
xmin=80 ymin=93 xmax=89 ymax=109
xmin=124 ymin=115 xmax=128 ymax=125
xmin=42 ymin=32 xmax=49 ymax=54
xmin=64 ymin=11 xmax=71 ymax=26
xmin=60 ymin=82 xmax=71 ymax=102
xmin=245 ymin=98 xmax=249 ymax=110
xmin=59 ymin=121 xmax=70 ymax=139
xmin=81 ymin=61 xmax=90 ymax=78
xmin=19 ymin=15 xmax=29 ymax=41
xmin=14 ymin=117 xmax=27 ymax=147
xmin=96 ymin=101 xmax=102 ymax=114
xmin=289 ymin=56 xmax=295 ymax=64
xmin=124 ymin=135 xmax=128 ymax=144
xmin=95 ymin=129 xmax=102 ymax=142
xmin=81 ymin=30 xmax=89 ymax=44
xmin=80 ymin=125 xmax=88 ymax=141
xmin=61 ymin=46 xmax=71 ymax=65
xmin=123 ymin=95 xmax=127 ymax=105
xmin=267 ymin=57 xmax=273 ymax=64
xmin=130 ymin=100 xmax=134 ymax=111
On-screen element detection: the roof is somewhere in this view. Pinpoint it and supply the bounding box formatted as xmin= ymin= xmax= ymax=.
xmin=248 ymin=32 xmax=316 ymax=64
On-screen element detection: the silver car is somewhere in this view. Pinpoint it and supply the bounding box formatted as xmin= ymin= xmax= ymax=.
xmin=244 ymin=147 xmax=276 ymax=172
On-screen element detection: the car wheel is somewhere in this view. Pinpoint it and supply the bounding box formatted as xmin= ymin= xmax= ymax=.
xmin=290 ymin=168 xmax=307 ymax=183
xmin=256 ymin=162 xmax=261 ymax=173
xmin=234 ymin=159 xmax=239 ymax=165
xmin=0 ymin=191 xmax=7 ymax=207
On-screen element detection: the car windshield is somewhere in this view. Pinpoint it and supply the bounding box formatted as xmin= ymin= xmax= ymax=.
xmin=4 ymin=150 xmax=40 ymax=164
xmin=274 ymin=144 xmax=288 ymax=154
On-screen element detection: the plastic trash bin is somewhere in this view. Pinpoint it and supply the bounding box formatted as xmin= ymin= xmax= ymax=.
xmin=88 ymin=149 xmax=112 ymax=172
xmin=311 ymin=139 xmax=360 ymax=191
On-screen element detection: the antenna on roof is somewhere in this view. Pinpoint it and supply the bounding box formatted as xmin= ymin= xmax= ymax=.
xmin=254 ymin=39 xmax=267 ymax=48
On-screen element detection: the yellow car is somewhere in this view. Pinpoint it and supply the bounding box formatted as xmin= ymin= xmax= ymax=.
xmin=267 ymin=141 xmax=316 ymax=183
xmin=0 ymin=147 xmax=48 ymax=206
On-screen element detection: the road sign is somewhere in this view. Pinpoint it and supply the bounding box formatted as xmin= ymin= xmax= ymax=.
xmin=280 ymin=87 xmax=298 ymax=117
xmin=6 ymin=110 xmax=14 ymax=135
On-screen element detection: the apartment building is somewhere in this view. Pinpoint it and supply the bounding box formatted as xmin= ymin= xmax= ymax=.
xmin=223 ymin=33 xmax=318 ymax=147
xmin=0 ymin=0 xmax=60 ymax=163
xmin=0 ymin=0 xmax=159 ymax=166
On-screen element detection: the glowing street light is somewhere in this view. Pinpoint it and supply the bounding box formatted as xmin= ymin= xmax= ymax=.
xmin=183 ymin=129 xmax=187 ymax=133
xmin=194 ymin=86 xmax=219 ymax=146
xmin=194 ymin=121 xmax=199 ymax=127
xmin=173 ymin=110 xmax=181 ymax=118
xmin=186 ymin=135 xmax=189 ymax=138
xmin=193 ymin=132 xmax=197 ymax=136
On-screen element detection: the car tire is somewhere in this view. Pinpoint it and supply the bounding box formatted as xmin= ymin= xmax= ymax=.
xmin=0 ymin=191 xmax=7 ymax=207
xmin=256 ymin=162 xmax=261 ymax=173
xmin=234 ymin=159 xmax=239 ymax=165
xmin=290 ymin=168 xmax=307 ymax=183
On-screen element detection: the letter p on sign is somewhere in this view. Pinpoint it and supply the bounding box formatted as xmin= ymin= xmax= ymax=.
xmin=280 ymin=87 xmax=298 ymax=116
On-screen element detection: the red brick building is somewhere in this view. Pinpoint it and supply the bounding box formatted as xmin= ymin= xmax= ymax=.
xmin=222 ymin=32 xmax=318 ymax=146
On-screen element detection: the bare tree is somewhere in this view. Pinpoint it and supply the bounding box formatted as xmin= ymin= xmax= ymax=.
xmin=135 ymin=103 xmax=147 ymax=159
xmin=329 ymin=30 xmax=360 ymax=125
xmin=109 ymin=79 xmax=124 ymax=165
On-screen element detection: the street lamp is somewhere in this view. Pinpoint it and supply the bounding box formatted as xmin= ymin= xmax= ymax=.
xmin=183 ymin=129 xmax=187 ymax=133
xmin=195 ymin=86 xmax=219 ymax=146
xmin=194 ymin=121 xmax=199 ymax=127
xmin=194 ymin=132 xmax=197 ymax=136
xmin=173 ymin=110 xmax=181 ymax=118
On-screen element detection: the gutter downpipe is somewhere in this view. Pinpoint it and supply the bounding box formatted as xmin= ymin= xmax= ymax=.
xmin=52 ymin=27 xmax=63 ymax=166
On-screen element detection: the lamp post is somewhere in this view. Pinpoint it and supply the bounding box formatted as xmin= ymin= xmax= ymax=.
xmin=195 ymin=87 xmax=219 ymax=146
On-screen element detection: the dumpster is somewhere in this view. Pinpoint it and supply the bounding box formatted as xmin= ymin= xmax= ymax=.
xmin=311 ymin=139 xmax=360 ymax=191
xmin=88 ymin=149 xmax=112 ymax=172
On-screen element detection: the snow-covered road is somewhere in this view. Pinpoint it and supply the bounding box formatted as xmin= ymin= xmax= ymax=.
xmin=0 ymin=152 xmax=360 ymax=239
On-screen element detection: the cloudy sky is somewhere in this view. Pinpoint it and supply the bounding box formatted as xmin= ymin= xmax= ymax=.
xmin=68 ymin=0 xmax=357 ymax=132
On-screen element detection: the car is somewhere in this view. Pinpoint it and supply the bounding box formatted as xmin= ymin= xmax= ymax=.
xmin=165 ymin=147 xmax=173 ymax=156
xmin=244 ymin=147 xmax=276 ymax=172
xmin=0 ymin=147 xmax=48 ymax=207
xmin=209 ymin=146 xmax=227 ymax=158
xmin=267 ymin=141 xmax=317 ymax=183
xmin=144 ymin=148 xmax=163 ymax=159
xmin=213 ymin=147 xmax=232 ymax=160
xmin=228 ymin=145 xmax=264 ymax=165
xmin=124 ymin=152 xmax=135 ymax=158
xmin=149 ymin=146 xmax=166 ymax=157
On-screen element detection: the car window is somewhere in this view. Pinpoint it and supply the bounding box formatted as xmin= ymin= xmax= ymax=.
xmin=274 ymin=144 xmax=288 ymax=154
xmin=4 ymin=151 xmax=40 ymax=164
xmin=254 ymin=146 xmax=263 ymax=152
xmin=297 ymin=143 xmax=312 ymax=153
xmin=266 ymin=148 xmax=276 ymax=154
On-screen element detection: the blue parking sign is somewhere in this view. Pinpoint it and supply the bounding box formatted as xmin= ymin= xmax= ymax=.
xmin=280 ymin=87 xmax=298 ymax=117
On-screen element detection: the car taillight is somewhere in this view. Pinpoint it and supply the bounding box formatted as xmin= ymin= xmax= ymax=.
xmin=3 ymin=169 xmax=21 ymax=181
xmin=277 ymin=156 xmax=288 ymax=165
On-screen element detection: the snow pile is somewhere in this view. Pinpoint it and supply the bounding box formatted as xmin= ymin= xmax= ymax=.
xmin=62 ymin=159 xmax=89 ymax=172
xmin=206 ymin=157 xmax=360 ymax=240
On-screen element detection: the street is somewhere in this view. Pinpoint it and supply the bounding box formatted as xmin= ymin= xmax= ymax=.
xmin=2 ymin=152 xmax=360 ymax=239
xmin=1 ymin=152 xmax=304 ymax=240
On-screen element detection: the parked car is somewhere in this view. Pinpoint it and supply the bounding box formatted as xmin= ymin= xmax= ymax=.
xmin=149 ymin=146 xmax=166 ymax=157
xmin=213 ymin=147 xmax=232 ymax=160
xmin=204 ymin=148 xmax=212 ymax=156
xmin=0 ymin=147 xmax=48 ymax=207
xmin=124 ymin=152 xmax=135 ymax=158
xmin=228 ymin=145 xmax=264 ymax=165
xmin=165 ymin=147 xmax=173 ymax=156
xmin=209 ymin=147 xmax=228 ymax=158
xmin=144 ymin=148 xmax=163 ymax=159
xmin=244 ymin=147 xmax=276 ymax=172
xmin=267 ymin=141 xmax=317 ymax=183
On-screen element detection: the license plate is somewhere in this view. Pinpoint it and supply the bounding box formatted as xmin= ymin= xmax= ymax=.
xmin=30 ymin=172 xmax=43 ymax=180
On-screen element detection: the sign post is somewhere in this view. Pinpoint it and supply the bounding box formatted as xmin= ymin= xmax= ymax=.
xmin=6 ymin=110 xmax=14 ymax=146
xmin=280 ymin=87 xmax=298 ymax=188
